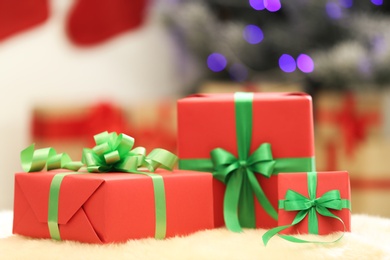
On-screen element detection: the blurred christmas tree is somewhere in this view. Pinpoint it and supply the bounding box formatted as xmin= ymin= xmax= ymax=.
xmin=162 ymin=0 xmax=390 ymax=93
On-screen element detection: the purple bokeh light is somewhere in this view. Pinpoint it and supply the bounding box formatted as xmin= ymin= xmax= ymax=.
xmin=297 ymin=54 xmax=314 ymax=73
xmin=339 ymin=0 xmax=353 ymax=8
xmin=371 ymin=35 xmax=386 ymax=54
xmin=371 ymin=0 xmax=383 ymax=5
xmin=243 ymin=25 xmax=264 ymax=44
xmin=358 ymin=56 xmax=372 ymax=76
xmin=229 ymin=63 xmax=248 ymax=82
xmin=207 ymin=53 xmax=227 ymax=72
xmin=326 ymin=2 xmax=343 ymax=19
xmin=249 ymin=0 xmax=265 ymax=10
xmin=264 ymin=0 xmax=281 ymax=12
xmin=279 ymin=54 xmax=296 ymax=73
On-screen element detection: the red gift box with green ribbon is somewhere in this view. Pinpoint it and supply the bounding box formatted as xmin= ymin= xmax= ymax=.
xmin=177 ymin=92 xmax=316 ymax=231
xmin=262 ymin=171 xmax=351 ymax=245
xmin=13 ymin=132 xmax=214 ymax=243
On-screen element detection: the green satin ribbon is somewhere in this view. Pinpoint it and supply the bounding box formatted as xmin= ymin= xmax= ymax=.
xmin=262 ymin=172 xmax=351 ymax=245
xmin=179 ymin=92 xmax=315 ymax=232
xmin=20 ymin=131 xmax=178 ymax=241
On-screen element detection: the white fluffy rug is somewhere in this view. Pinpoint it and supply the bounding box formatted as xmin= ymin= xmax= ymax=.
xmin=1 ymin=210 xmax=390 ymax=259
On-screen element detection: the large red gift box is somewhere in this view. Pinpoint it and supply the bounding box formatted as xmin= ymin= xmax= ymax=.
xmin=13 ymin=169 xmax=214 ymax=243
xmin=177 ymin=92 xmax=316 ymax=229
xmin=277 ymin=171 xmax=351 ymax=235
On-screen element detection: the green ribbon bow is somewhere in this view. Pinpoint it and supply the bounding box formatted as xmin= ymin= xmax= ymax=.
xmin=21 ymin=131 xmax=178 ymax=241
xmin=262 ymin=172 xmax=351 ymax=245
xmin=81 ymin=131 xmax=177 ymax=173
xmin=179 ymin=92 xmax=315 ymax=232
xmin=211 ymin=142 xmax=277 ymax=232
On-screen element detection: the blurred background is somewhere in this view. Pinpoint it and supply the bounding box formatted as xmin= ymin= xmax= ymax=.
xmin=2 ymin=0 xmax=390 ymax=218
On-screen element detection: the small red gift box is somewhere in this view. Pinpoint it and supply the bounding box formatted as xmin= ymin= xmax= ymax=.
xmin=177 ymin=92 xmax=316 ymax=230
xmin=13 ymin=169 xmax=214 ymax=243
xmin=277 ymin=171 xmax=351 ymax=235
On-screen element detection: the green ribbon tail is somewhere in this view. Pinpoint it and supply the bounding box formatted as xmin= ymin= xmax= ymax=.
xmin=237 ymin=171 xmax=256 ymax=228
xmin=262 ymin=210 xmax=308 ymax=246
xmin=247 ymin=170 xmax=278 ymax=221
xmin=224 ymin=171 xmax=244 ymax=232
xmin=275 ymin=213 xmax=347 ymax=245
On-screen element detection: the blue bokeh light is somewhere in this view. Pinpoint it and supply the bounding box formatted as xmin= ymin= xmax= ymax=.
xmin=339 ymin=0 xmax=353 ymax=8
xmin=297 ymin=54 xmax=314 ymax=73
xmin=207 ymin=53 xmax=227 ymax=72
xmin=229 ymin=63 xmax=248 ymax=82
xmin=279 ymin=54 xmax=296 ymax=73
xmin=326 ymin=2 xmax=343 ymax=19
xmin=243 ymin=25 xmax=264 ymax=44
xmin=249 ymin=0 xmax=265 ymax=10
xmin=371 ymin=0 xmax=383 ymax=5
xmin=264 ymin=0 xmax=281 ymax=12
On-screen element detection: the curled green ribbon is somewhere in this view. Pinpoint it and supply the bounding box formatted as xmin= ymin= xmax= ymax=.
xmin=20 ymin=131 xmax=178 ymax=241
xmin=179 ymin=92 xmax=315 ymax=232
xmin=262 ymin=172 xmax=351 ymax=245
xmin=21 ymin=144 xmax=84 ymax=172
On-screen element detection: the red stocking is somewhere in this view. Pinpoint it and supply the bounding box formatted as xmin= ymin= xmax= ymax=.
xmin=66 ymin=0 xmax=148 ymax=46
xmin=0 ymin=0 xmax=49 ymax=41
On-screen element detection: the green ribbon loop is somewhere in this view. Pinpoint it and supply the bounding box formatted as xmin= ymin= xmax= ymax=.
xmin=262 ymin=172 xmax=351 ymax=246
xmin=20 ymin=131 xmax=178 ymax=241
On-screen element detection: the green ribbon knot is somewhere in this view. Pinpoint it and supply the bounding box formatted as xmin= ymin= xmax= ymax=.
xmin=283 ymin=189 xmax=344 ymax=212
xmin=262 ymin=172 xmax=351 ymax=246
xmin=211 ymin=143 xmax=275 ymax=183
xmin=21 ymin=131 xmax=178 ymax=241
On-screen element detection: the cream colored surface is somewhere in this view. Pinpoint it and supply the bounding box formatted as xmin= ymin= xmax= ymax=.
xmin=1 ymin=211 xmax=390 ymax=259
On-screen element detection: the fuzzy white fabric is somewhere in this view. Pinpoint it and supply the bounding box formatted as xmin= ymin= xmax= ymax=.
xmin=1 ymin=211 xmax=390 ymax=259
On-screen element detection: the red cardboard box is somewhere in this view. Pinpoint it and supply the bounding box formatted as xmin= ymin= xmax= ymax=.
xmin=13 ymin=169 xmax=214 ymax=243
xmin=177 ymin=92 xmax=316 ymax=229
xmin=277 ymin=171 xmax=351 ymax=235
